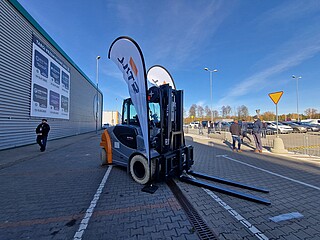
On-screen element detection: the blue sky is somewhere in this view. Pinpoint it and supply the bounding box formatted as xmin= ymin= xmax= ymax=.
xmin=17 ymin=0 xmax=320 ymax=116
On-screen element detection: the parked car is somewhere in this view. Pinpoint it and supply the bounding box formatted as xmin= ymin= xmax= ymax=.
xmin=245 ymin=122 xmax=276 ymax=135
xmin=246 ymin=122 xmax=254 ymax=134
xmin=301 ymin=119 xmax=320 ymax=125
xmin=281 ymin=122 xmax=307 ymax=133
xmin=215 ymin=121 xmax=231 ymax=131
xmin=304 ymin=123 xmax=320 ymax=132
xmin=266 ymin=127 xmax=277 ymax=135
xmin=201 ymin=120 xmax=208 ymax=128
xmin=102 ymin=123 xmax=110 ymax=129
xmin=189 ymin=121 xmax=200 ymax=129
xmin=294 ymin=122 xmax=320 ymax=132
xmin=266 ymin=122 xmax=293 ymax=134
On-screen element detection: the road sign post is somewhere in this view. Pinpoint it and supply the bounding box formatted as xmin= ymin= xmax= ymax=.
xmin=268 ymin=91 xmax=283 ymax=137
xmin=268 ymin=91 xmax=288 ymax=153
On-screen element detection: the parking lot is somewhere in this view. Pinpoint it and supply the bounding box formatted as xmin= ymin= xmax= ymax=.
xmin=185 ymin=127 xmax=320 ymax=157
xmin=0 ymin=131 xmax=320 ymax=239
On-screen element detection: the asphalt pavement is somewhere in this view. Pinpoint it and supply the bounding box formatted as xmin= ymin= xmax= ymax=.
xmin=0 ymin=131 xmax=319 ymax=240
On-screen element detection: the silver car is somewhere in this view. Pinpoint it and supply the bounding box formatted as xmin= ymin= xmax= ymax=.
xmin=281 ymin=122 xmax=307 ymax=133
xmin=266 ymin=122 xmax=293 ymax=134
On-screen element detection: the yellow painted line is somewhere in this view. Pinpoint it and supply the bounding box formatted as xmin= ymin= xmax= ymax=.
xmin=287 ymin=145 xmax=320 ymax=151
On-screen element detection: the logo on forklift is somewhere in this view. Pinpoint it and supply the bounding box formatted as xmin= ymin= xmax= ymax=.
xmin=117 ymin=57 xmax=139 ymax=93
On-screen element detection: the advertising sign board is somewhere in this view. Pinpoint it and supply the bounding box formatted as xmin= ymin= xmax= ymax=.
xmin=30 ymin=35 xmax=70 ymax=119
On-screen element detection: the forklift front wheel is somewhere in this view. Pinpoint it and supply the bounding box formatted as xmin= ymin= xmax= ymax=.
xmin=100 ymin=148 xmax=107 ymax=165
xmin=130 ymin=155 xmax=151 ymax=185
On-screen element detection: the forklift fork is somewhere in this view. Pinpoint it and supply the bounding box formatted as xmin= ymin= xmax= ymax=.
xmin=179 ymin=171 xmax=271 ymax=205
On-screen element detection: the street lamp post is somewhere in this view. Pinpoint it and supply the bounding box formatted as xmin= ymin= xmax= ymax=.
xmin=292 ymin=75 xmax=302 ymax=122
xmin=96 ymin=56 xmax=101 ymax=133
xmin=204 ymin=68 xmax=218 ymax=123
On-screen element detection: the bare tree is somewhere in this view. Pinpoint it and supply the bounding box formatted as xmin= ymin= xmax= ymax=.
xmin=204 ymin=105 xmax=211 ymax=118
xmin=237 ymin=105 xmax=249 ymax=119
xmin=304 ymin=108 xmax=318 ymax=118
xmin=222 ymin=105 xmax=231 ymax=117
xmin=189 ymin=104 xmax=197 ymax=118
xmin=221 ymin=106 xmax=226 ymax=117
xmin=197 ymin=105 xmax=204 ymax=118
xmin=213 ymin=110 xmax=219 ymax=118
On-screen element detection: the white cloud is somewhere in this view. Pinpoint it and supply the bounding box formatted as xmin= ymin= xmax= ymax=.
xmin=146 ymin=1 xmax=235 ymax=66
xmin=196 ymin=100 xmax=206 ymax=107
xmin=218 ymin=7 xmax=320 ymax=107
xmin=258 ymin=0 xmax=320 ymax=24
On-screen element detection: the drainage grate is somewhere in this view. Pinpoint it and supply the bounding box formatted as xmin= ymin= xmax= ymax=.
xmin=167 ymin=179 xmax=219 ymax=240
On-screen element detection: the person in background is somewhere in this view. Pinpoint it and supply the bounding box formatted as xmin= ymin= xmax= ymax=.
xmin=241 ymin=119 xmax=251 ymax=143
xmin=230 ymin=119 xmax=242 ymax=152
xmin=212 ymin=121 xmax=216 ymax=133
xmin=217 ymin=121 xmax=222 ymax=133
xmin=36 ymin=119 xmax=50 ymax=152
xmin=198 ymin=124 xmax=203 ymax=135
xmin=252 ymin=116 xmax=263 ymax=153
xmin=261 ymin=120 xmax=267 ymax=138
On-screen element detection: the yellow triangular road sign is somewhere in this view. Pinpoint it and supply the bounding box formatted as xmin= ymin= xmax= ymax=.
xmin=268 ymin=91 xmax=283 ymax=104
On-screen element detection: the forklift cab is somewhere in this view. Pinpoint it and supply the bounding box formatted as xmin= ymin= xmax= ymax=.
xmin=122 ymin=97 xmax=161 ymax=129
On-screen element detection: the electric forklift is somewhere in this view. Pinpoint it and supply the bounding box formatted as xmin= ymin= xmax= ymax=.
xmin=100 ymin=84 xmax=270 ymax=205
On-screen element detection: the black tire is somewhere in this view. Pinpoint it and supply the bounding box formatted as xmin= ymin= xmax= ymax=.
xmin=130 ymin=155 xmax=152 ymax=184
xmin=100 ymin=148 xmax=107 ymax=165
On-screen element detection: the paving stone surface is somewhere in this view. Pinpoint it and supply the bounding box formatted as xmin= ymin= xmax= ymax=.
xmin=0 ymin=132 xmax=198 ymax=240
xmin=178 ymin=134 xmax=320 ymax=240
xmin=0 ymin=131 xmax=319 ymax=239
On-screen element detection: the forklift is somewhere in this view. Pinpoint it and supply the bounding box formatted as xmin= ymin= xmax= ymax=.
xmin=100 ymin=83 xmax=271 ymax=205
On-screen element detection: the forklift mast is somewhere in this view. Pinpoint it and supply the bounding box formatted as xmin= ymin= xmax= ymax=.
xmin=157 ymin=84 xmax=184 ymax=153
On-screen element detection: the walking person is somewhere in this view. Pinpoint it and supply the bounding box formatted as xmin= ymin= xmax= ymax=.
xmin=198 ymin=124 xmax=203 ymax=135
xmin=212 ymin=121 xmax=216 ymax=133
xmin=252 ymin=116 xmax=263 ymax=153
xmin=230 ymin=120 xmax=242 ymax=152
xmin=207 ymin=121 xmax=211 ymax=135
xmin=217 ymin=121 xmax=222 ymax=133
xmin=36 ymin=119 xmax=50 ymax=152
xmin=261 ymin=120 xmax=267 ymax=138
xmin=241 ymin=119 xmax=251 ymax=143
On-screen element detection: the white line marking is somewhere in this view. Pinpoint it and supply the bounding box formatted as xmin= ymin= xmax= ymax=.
xmin=187 ymin=173 xmax=269 ymax=240
xmin=73 ymin=166 xmax=113 ymax=240
xmin=269 ymin=212 xmax=303 ymax=222
xmin=222 ymin=155 xmax=320 ymax=191
xmin=204 ymin=190 xmax=268 ymax=240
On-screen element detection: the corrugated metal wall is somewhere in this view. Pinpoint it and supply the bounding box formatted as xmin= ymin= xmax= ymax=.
xmin=0 ymin=0 xmax=102 ymax=150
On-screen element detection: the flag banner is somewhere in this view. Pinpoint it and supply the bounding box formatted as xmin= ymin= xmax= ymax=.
xmin=147 ymin=65 xmax=176 ymax=89
xmin=108 ymin=36 xmax=150 ymax=162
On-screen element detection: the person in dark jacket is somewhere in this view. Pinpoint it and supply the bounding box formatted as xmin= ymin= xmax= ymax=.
xmin=36 ymin=119 xmax=50 ymax=152
xmin=252 ymin=116 xmax=263 ymax=153
xmin=261 ymin=120 xmax=267 ymax=138
xmin=241 ymin=119 xmax=251 ymax=143
xmin=230 ymin=120 xmax=242 ymax=152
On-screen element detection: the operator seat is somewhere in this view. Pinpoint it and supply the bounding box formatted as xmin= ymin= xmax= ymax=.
xmin=113 ymin=125 xmax=138 ymax=149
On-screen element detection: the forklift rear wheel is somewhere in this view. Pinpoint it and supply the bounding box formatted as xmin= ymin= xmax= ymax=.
xmin=100 ymin=148 xmax=107 ymax=165
xmin=130 ymin=155 xmax=151 ymax=184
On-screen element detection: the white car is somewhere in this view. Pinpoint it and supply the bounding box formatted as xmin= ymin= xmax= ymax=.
xmin=189 ymin=121 xmax=200 ymax=129
xmin=266 ymin=122 xmax=293 ymax=134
